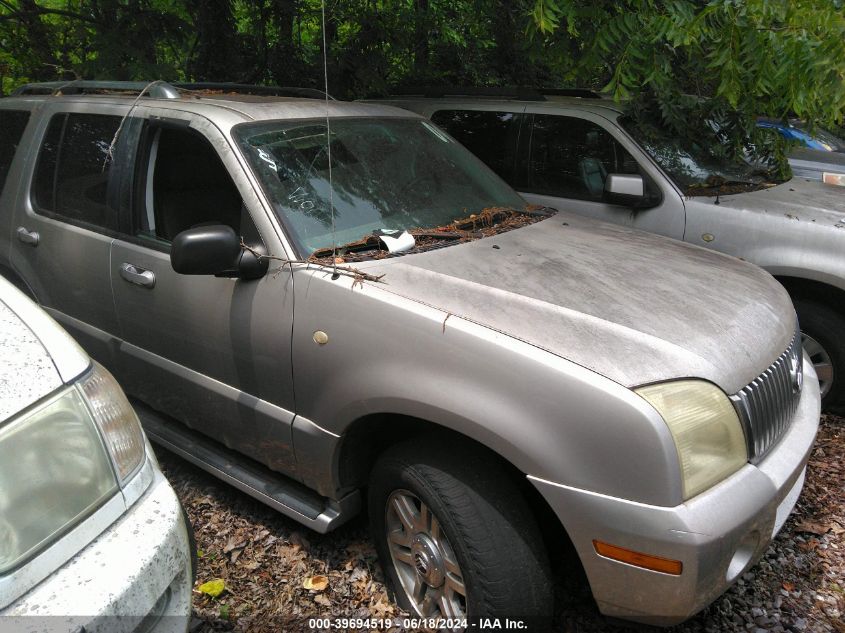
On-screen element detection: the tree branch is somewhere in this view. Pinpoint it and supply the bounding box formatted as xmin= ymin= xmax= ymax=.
xmin=239 ymin=240 xmax=386 ymax=284
xmin=0 ymin=6 xmax=99 ymax=24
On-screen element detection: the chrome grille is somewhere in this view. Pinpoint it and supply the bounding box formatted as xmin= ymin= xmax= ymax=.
xmin=731 ymin=328 xmax=803 ymax=462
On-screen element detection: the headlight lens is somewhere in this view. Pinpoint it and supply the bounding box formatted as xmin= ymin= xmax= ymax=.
xmin=636 ymin=380 xmax=747 ymax=500
xmin=0 ymin=388 xmax=117 ymax=573
xmin=80 ymin=362 xmax=146 ymax=482
xmin=0 ymin=362 xmax=147 ymax=574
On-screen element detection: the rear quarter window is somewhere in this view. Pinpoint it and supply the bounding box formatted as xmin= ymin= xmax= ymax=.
xmin=0 ymin=110 xmax=31 ymax=197
xmin=32 ymin=113 xmax=122 ymax=232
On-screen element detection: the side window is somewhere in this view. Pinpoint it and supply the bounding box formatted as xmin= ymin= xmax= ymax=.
xmin=527 ymin=114 xmax=642 ymax=202
xmin=136 ymin=126 xmax=244 ymax=244
xmin=0 ymin=110 xmax=31 ymax=197
xmin=430 ymin=109 xmax=521 ymax=181
xmin=32 ymin=113 xmax=122 ymax=231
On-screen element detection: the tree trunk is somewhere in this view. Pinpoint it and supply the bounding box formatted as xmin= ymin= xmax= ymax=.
xmin=15 ymin=0 xmax=61 ymax=80
xmin=268 ymin=0 xmax=299 ymax=84
xmin=413 ymin=0 xmax=430 ymax=80
xmin=184 ymin=0 xmax=241 ymax=81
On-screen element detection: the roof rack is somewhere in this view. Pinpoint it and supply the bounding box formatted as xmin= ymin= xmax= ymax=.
xmin=387 ymin=86 xmax=602 ymax=101
xmin=174 ymin=83 xmax=335 ymax=100
xmin=10 ymin=80 xmax=334 ymax=101
xmin=12 ymin=80 xmax=181 ymax=99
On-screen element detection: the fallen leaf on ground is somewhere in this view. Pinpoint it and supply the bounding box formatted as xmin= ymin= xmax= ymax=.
xmin=314 ymin=593 xmax=332 ymax=607
xmin=197 ymin=578 xmax=226 ymax=597
xmin=224 ymin=536 xmax=246 ymax=553
xmin=303 ymin=575 xmax=329 ymax=591
xmin=796 ymin=521 xmax=831 ymax=535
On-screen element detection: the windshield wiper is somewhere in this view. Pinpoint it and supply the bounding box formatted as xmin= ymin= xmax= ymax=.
xmin=309 ymin=233 xmax=389 ymax=260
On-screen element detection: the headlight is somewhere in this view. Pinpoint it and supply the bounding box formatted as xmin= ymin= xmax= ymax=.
xmin=635 ymin=380 xmax=747 ymax=500
xmin=0 ymin=388 xmax=117 ymax=573
xmin=80 ymin=362 xmax=146 ymax=482
xmin=0 ymin=362 xmax=146 ymax=574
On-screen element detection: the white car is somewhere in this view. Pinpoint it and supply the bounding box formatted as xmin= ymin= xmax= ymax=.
xmin=0 ymin=275 xmax=192 ymax=633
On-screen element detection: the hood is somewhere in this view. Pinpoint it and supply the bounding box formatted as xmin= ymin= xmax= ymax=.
xmin=361 ymin=212 xmax=795 ymax=394
xmin=717 ymin=177 xmax=845 ymax=226
xmin=0 ymin=300 xmax=62 ymax=422
xmin=788 ymin=148 xmax=845 ymax=181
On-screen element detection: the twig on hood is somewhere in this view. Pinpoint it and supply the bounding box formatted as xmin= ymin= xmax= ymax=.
xmin=239 ymin=240 xmax=386 ymax=284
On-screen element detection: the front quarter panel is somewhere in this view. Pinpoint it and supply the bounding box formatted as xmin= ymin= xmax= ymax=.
xmin=683 ymin=196 xmax=845 ymax=291
xmin=290 ymin=267 xmax=684 ymax=506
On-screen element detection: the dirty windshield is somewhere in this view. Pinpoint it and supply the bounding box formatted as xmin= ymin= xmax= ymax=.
xmin=620 ymin=116 xmax=785 ymax=196
xmin=235 ymin=118 xmax=529 ymax=257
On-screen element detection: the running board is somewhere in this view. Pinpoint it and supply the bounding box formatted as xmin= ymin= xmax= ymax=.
xmin=133 ymin=401 xmax=359 ymax=533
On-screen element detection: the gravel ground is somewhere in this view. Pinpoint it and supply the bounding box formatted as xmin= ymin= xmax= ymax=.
xmin=158 ymin=414 xmax=844 ymax=633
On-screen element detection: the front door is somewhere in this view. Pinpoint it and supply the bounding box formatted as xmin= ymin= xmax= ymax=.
xmin=109 ymin=111 xmax=298 ymax=476
xmin=518 ymin=109 xmax=687 ymax=240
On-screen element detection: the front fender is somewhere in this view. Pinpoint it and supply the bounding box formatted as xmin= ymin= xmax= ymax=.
xmin=683 ymin=198 xmax=845 ymax=293
xmin=291 ymin=268 xmax=682 ymax=507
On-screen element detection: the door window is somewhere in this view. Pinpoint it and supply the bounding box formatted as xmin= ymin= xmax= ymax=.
xmin=527 ymin=114 xmax=641 ymax=201
xmin=32 ymin=113 xmax=122 ymax=231
xmin=135 ymin=126 xmax=244 ymax=246
xmin=0 ymin=109 xmax=30 ymax=197
xmin=430 ymin=109 xmax=522 ymax=181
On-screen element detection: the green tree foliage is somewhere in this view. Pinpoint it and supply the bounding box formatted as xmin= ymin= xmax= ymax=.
xmin=2 ymin=0 xmax=843 ymax=172
xmin=0 ymin=0 xmax=547 ymax=96
xmin=529 ymin=0 xmax=845 ymax=173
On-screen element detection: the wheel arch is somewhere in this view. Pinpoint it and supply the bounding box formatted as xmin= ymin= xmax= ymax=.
xmin=774 ymin=275 xmax=845 ymax=315
xmin=0 ymin=263 xmax=37 ymax=301
xmin=336 ymin=412 xmax=582 ymax=574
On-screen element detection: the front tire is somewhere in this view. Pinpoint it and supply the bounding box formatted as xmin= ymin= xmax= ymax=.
xmin=795 ymin=299 xmax=845 ymax=413
xmin=368 ymin=438 xmax=553 ymax=626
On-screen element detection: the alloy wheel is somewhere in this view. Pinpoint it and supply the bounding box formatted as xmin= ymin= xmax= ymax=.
xmin=384 ymin=490 xmax=467 ymax=619
xmin=802 ymin=332 xmax=833 ymax=398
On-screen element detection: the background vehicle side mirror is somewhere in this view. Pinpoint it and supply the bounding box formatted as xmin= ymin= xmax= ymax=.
xmin=604 ymin=173 xmax=646 ymax=207
xmin=170 ymin=224 xmax=268 ymax=280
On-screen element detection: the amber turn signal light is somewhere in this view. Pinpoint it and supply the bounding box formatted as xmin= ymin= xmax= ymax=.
xmin=592 ymin=540 xmax=683 ymax=575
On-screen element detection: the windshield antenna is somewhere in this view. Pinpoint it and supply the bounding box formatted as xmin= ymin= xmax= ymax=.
xmin=320 ymin=0 xmax=338 ymax=279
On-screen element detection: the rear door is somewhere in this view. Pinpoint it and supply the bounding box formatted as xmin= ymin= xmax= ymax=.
xmin=0 ymin=107 xmax=33 ymax=276
xmin=10 ymin=104 xmax=127 ymax=362
xmin=109 ymin=110 xmax=298 ymax=476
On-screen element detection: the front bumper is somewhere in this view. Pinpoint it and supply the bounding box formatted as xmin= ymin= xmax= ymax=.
xmin=531 ymin=355 xmax=821 ymax=626
xmin=0 ymin=461 xmax=193 ymax=633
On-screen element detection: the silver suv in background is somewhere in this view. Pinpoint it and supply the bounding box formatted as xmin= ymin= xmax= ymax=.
xmin=0 ymin=81 xmax=820 ymax=626
xmin=375 ymin=89 xmax=845 ymax=412
xmin=0 ymin=275 xmax=192 ymax=633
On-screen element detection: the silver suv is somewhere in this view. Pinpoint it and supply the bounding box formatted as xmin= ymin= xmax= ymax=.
xmin=375 ymin=90 xmax=845 ymax=412
xmin=0 ymin=81 xmax=820 ymax=627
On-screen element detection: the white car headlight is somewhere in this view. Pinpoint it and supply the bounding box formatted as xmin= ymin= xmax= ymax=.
xmin=635 ymin=380 xmax=747 ymax=500
xmin=0 ymin=388 xmax=117 ymax=573
xmin=0 ymin=362 xmax=146 ymax=574
xmin=80 ymin=362 xmax=146 ymax=482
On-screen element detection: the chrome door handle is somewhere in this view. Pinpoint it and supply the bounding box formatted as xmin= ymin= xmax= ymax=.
xmin=119 ymin=263 xmax=156 ymax=288
xmin=16 ymin=227 xmax=39 ymax=246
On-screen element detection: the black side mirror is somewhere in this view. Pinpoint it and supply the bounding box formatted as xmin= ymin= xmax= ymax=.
xmin=170 ymin=224 xmax=268 ymax=280
xmin=604 ymin=173 xmax=646 ymax=207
